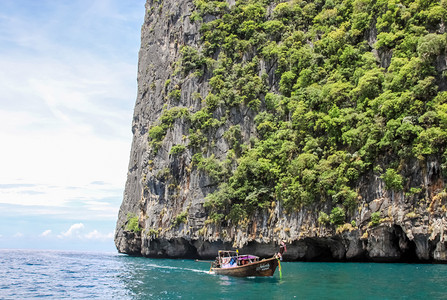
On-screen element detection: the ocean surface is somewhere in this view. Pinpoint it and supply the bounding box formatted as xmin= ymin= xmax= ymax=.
xmin=1 ymin=249 xmax=447 ymax=299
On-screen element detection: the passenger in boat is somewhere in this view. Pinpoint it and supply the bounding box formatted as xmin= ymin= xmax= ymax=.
xmin=221 ymin=257 xmax=229 ymax=268
xmin=222 ymin=257 xmax=236 ymax=268
xmin=229 ymin=257 xmax=236 ymax=266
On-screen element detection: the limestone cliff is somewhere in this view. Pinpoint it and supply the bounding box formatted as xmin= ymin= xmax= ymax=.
xmin=115 ymin=0 xmax=447 ymax=262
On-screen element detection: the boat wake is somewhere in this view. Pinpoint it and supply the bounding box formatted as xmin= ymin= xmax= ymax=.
xmin=146 ymin=263 xmax=209 ymax=274
xmin=183 ymin=267 xmax=210 ymax=274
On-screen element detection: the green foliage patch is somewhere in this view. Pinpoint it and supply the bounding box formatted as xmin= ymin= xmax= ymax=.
xmin=125 ymin=213 xmax=141 ymax=233
xmin=172 ymin=211 xmax=188 ymax=227
xmin=370 ymin=211 xmax=382 ymax=227
xmin=148 ymin=107 xmax=189 ymax=151
xmin=330 ymin=207 xmax=346 ymax=225
xmin=150 ymin=0 xmax=447 ymax=224
xmin=381 ymin=168 xmax=404 ymax=191
xmin=170 ymin=144 xmax=186 ymax=155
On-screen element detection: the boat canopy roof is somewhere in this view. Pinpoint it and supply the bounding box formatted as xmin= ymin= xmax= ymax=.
xmin=218 ymin=250 xmax=238 ymax=256
xmin=237 ymin=255 xmax=258 ymax=260
xmin=217 ymin=250 xmax=259 ymax=260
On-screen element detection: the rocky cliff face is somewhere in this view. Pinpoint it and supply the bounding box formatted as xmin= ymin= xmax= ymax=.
xmin=115 ymin=0 xmax=447 ymax=262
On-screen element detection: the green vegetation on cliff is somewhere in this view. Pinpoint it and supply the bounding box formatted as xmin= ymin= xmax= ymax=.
xmin=149 ymin=0 xmax=447 ymax=224
xmin=126 ymin=213 xmax=141 ymax=233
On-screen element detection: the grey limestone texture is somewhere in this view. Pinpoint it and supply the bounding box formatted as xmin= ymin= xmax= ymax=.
xmin=115 ymin=0 xmax=447 ymax=262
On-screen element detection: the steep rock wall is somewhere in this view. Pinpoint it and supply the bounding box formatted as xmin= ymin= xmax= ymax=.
xmin=115 ymin=0 xmax=447 ymax=262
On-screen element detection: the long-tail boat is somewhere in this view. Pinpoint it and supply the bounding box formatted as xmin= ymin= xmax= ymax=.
xmin=209 ymin=242 xmax=286 ymax=277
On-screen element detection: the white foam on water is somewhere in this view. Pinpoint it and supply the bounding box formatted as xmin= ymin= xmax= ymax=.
xmin=146 ymin=263 xmax=209 ymax=274
xmin=183 ymin=267 xmax=210 ymax=274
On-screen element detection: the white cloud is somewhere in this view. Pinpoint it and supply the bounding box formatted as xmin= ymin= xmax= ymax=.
xmin=85 ymin=230 xmax=114 ymax=241
xmin=59 ymin=223 xmax=85 ymax=238
xmin=0 ymin=181 xmax=122 ymax=221
xmin=40 ymin=230 xmax=52 ymax=237
xmin=0 ymin=34 xmax=133 ymax=213
xmin=0 ymin=57 xmax=133 ymax=188
xmin=14 ymin=232 xmax=23 ymax=238
xmin=57 ymin=224 xmax=113 ymax=242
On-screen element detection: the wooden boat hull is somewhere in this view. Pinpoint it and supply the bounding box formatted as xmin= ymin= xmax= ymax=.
xmin=211 ymin=257 xmax=278 ymax=277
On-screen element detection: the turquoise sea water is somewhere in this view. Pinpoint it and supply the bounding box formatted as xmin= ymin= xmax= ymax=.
xmin=1 ymin=249 xmax=447 ymax=299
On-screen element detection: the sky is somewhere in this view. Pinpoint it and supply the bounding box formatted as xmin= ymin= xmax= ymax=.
xmin=0 ymin=0 xmax=146 ymax=252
